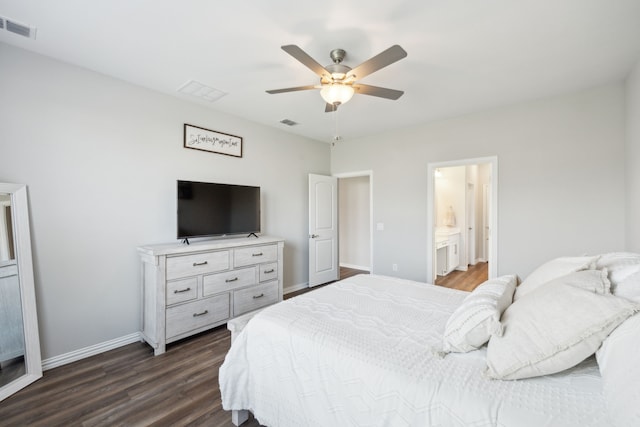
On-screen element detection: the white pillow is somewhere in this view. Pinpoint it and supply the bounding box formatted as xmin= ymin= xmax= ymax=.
xmin=596 ymin=252 xmax=640 ymax=302
xmin=486 ymin=280 xmax=638 ymax=380
xmin=442 ymin=274 xmax=517 ymax=353
xmin=537 ymin=268 xmax=610 ymax=295
xmin=514 ymin=255 xmax=599 ymax=300
xmin=596 ymin=313 xmax=640 ymax=427
xmin=615 ymin=270 xmax=640 ymax=302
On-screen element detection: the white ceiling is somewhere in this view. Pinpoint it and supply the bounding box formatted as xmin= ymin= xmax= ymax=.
xmin=2 ymin=0 xmax=640 ymax=143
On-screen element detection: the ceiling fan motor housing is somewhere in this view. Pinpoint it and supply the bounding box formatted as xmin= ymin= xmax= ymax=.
xmin=323 ymin=63 xmax=352 ymax=83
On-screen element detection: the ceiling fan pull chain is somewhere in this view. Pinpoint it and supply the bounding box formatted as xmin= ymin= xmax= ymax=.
xmin=333 ymin=107 xmax=342 ymax=145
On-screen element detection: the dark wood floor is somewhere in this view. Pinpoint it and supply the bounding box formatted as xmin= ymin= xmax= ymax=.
xmin=434 ymin=262 xmax=488 ymax=292
xmin=0 ymin=265 xmax=485 ymax=426
xmin=0 ymin=324 xmax=254 ymax=427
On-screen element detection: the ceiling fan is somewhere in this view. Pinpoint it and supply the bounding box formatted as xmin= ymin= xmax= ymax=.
xmin=266 ymin=44 xmax=407 ymax=112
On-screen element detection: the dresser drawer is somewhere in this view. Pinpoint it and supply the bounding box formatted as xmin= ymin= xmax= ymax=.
xmin=166 ymin=294 xmax=230 ymax=339
xmin=166 ymin=277 xmax=198 ymax=306
xmin=234 ymin=244 xmax=277 ymax=267
xmin=166 ymin=250 xmax=230 ymax=280
xmin=233 ymin=281 xmax=279 ymax=316
xmin=203 ymin=267 xmax=256 ymax=296
xmin=259 ymin=263 xmax=278 ymax=283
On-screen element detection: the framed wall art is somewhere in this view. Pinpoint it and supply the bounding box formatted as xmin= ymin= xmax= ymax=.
xmin=183 ymin=124 xmax=243 ymax=158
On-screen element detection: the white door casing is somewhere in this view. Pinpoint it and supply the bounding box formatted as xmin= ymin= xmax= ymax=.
xmin=309 ymin=174 xmax=339 ymax=287
xmin=483 ymin=183 xmax=491 ymax=262
xmin=427 ymin=156 xmax=498 ymax=281
xmin=467 ymin=182 xmax=476 ymax=266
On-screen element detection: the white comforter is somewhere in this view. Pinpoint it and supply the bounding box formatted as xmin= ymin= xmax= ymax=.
xmin=220 ymin=274 xmax=609 ymax=427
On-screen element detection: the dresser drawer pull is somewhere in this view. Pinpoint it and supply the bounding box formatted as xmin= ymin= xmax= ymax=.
xmin=253 ymin=293 xmax=265 ymax=299
xmin=225 ymin=277 xmax=238 ymax=283
xmin=252 ymin=252 xmax=263 ymax=257
xmin=173 ymin=287 xmax=192 ymax=294
xmin=192 ymin=261 xmax=208 ymax=266
xmin=192 ymin=310 xmax=209 ymax=317
xmin=263 ymin=269 xmax=275 ymax=274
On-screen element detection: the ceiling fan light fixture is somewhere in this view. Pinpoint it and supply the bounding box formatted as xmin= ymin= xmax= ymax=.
xmin=320 ymin=83 xmax=354 ymax=105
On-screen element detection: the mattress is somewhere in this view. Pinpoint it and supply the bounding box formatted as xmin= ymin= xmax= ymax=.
xmin=219 ymin=274 xmax=609 ymax=427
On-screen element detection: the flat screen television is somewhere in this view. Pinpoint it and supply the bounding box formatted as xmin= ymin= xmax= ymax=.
xmin=177 ymin=180 xmax=260 ymax=239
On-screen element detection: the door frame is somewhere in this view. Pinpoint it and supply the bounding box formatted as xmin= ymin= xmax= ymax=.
xmin=466 ymin=181 xmax=476 ymax=267
xmin=333 ymin=170 xmax=373 ymax=274
xmin=426 ymin=156 xmax=498 ymax=281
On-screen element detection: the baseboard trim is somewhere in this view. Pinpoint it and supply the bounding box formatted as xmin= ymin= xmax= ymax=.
xmin=339 ymin=263 xmax=371 ymax=271
xmin=284 ymin=282 xmax=308 ymax=295
xmin=42 ymin=332 xmax=141 ymax=371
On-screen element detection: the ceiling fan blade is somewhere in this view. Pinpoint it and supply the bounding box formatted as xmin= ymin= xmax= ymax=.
xmin=266 ymin=85 xmax=318 ymax=94
xmin=281 ymin=45 xmax=331 ymax=79
xmin=325 ymin=103 xmax=338 ymax=113
xmin=347 ymin=45 xmax=407 ymax=81
xmin=353 ymin=84 xmax=404 ymax=100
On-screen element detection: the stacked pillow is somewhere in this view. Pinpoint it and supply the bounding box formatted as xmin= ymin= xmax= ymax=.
xmin=483 ymin=255 xmax=640 ymax=380
xmin=441 ymin=253 xmax=640 ymax=405
xmin=485 ymin=268 xmax=636 ymax=380
xmin=593 ymin=253 xmax=640 ymax=427
xmin=442 ymin=274 xmax=517 ymax=353
xmin=512 ymin=255 xmax=600 ymax=300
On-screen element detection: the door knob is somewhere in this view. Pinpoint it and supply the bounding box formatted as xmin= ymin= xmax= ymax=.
xmin=310 ymin=234 xmax=319 ymax=238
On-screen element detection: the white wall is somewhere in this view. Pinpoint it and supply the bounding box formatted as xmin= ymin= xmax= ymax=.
xmin=435 ymin=166 xmax=465 ymax=230
xmin=626 ymin=59 xmax=640 ymax=252
xmin=332 ymin=84 xmax=626 ymax=281
xmin=338 ymin=176 xmax=370 ymax=270
xmin=0 ymin=43 xmax=330 ymax=359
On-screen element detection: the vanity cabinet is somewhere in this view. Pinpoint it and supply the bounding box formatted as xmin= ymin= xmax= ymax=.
xmin=446 ymin=233 xmax=460 ymax=274
xmin=138 ymin=236 xmax=284 ymax=355
xmin=435 ymin=228 xmax=461 ymax=277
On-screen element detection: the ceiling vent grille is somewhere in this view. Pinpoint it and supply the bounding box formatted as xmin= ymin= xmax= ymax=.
xmin=177 ymin=80 xmax=227 ymax=103
xmin=280 ymin=119 xmax=298 ymax=126
xmin=0 ymin=15 xmax=37 ymax=39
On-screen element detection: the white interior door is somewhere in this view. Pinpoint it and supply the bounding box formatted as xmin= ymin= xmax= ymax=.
xmin=309 ymin=174 xmax=339 ymax=287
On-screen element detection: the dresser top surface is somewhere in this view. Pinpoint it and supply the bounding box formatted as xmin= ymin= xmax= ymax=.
xmin=138 ymin=235 xmax=284 ymax=257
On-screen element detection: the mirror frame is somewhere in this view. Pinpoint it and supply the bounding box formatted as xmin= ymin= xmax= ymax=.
xmin=0 ymin=183 xmax=42 ymax=401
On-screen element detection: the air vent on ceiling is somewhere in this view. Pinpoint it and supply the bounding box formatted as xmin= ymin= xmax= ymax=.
xmin=280 ymin=119 xmax=298 ymax=126
xmin=177 ymin=80 xmax=227 ymax=103
xmin=0 ymin=15 xmax=37 ymax=39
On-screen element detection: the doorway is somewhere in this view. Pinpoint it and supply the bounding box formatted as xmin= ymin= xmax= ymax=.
xmin=426 ymin=157 xmax=497 ymax=284
xmin=336 ymin=171 xmax=372 ymax=278
xmin=308 ymin=172 xmax=373 ymax=288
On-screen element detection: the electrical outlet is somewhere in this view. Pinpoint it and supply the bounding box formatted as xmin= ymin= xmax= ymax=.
xmin=392 ymin=263 xmax=398 ymax=271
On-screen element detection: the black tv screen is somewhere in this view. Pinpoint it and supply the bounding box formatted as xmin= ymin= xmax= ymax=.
xmin=177 ymin=180 xmax=260 ymax=239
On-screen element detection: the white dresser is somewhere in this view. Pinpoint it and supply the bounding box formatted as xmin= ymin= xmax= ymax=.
xmin=138 ymin=236 xmax=284 ymax=355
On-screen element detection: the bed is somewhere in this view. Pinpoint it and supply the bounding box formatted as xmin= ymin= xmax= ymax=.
xmin=219 ymin=268 xmax=640 ymax=427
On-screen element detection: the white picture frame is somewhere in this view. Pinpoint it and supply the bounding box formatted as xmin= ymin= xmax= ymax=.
xmin=183 ymin=124 xmax=243 ymax=158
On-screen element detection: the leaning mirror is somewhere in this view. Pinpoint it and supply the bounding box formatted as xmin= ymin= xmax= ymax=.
xmin=0 ymin=183 xmax=42 ymax=402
